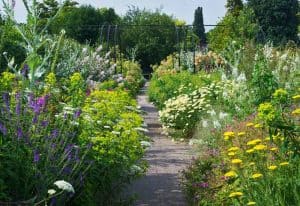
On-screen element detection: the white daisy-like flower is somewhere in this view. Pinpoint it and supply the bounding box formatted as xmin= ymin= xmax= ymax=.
xmin=54 ymin=180 xmax=75 ymax=193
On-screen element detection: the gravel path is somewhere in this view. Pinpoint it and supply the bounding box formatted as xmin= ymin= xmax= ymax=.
xmin=127 ymin=82 xmax=194 ymax=206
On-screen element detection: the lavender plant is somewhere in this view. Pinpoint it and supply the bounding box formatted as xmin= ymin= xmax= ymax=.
xmin=0 ymin=90 xmax=91 ymax=204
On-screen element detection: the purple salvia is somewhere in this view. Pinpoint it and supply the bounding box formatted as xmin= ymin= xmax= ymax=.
xmin=17 ymin=127 xmax=23 ymax=139
xmin=21 ymin=64 xmax=29 ymax=77
xmin=63 ymin=167 xmax=72 ymax=175
xmin=0 ymin=122 xmax=7 ymax=135
xmin=74 ymin=146 xmax=80 ymax=162
xmin=41 ymin=120 xmax=49 ymax=127
xmin=2 ymin=92 xmax=10 ymax=112
xmin=50 ymin=197 xmax=57 ymax=206
xmin=32 ymin=115 xmax=38 ymax=124
xmin=33 ymin=149 xmax=40 ymax=163
xmin=15 ymin=92 xmax=21 ymax=116
xmin=73 ymin=109 xmax=81 ymax=119
xmin=51 ymin=129 xmax=59 ymax=138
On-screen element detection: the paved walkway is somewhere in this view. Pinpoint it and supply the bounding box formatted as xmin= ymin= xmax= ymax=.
xmin=128 ymin=82 xmax=194 ymax=206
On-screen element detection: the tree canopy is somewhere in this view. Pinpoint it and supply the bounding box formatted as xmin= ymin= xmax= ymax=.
xmin=121 ymin=7 xmax=177 ymax=73
xmin=247 ymin=0 xmax=299 ymax=45
xmin=193 ymin=7 xmax=206 ymax=45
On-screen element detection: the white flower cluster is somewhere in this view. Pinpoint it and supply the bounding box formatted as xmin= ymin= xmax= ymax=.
xmin=159 ymin=82 xmax=222 ymax=133
xmin=77 ymin=46 xmax=116 ymax=82
xmin=54 ymin=180 xmax=75 ymax=193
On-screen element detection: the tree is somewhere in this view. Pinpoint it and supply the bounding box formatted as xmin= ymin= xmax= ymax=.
xmin=248 ymin=0 xmax=299 ymax=45
xmin=121 ymin=7 xmax=177 ymax=73
xmin=193 ymin=7 xmax=206 ymax=45
xmin=51 ymin=5 xmax=119 ymax=44
xmin=226 ymin=0 xmax=244 ymax=16
xmin=37 ymin=0 xmax=59 ymax=19
xmin=208 ymin=6 xmax=258 ymax=52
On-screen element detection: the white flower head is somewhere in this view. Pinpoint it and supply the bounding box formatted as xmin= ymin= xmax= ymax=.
xmin=48 ymin=189 xmax=56 ymax=195
xmin=213 ymin=120 xmax=221 ymax=129
xmin=219 ymin=112 xmax=228 ymax=120
xmin=202 ymin=120 xmax=208 ymax=128
xmin=54 ymin=180 xmax=75 ymax=193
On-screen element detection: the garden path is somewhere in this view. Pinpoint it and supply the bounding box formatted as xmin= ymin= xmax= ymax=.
xmin=127 ymin=82 xmax=194 ymax=206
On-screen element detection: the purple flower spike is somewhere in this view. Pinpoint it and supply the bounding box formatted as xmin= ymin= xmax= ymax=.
xmin=51 ymin=129 xmax=59 ymax=138
xmin=74 ymin=109 xmax=81 ymax=119
xmin=15 ymin=92 xmax=21 ymax=116
xmin=33 ymin=150 xmax=40 ymax=163
xmin=41 ymin=120 xmax=49 ymax=127
xmin=21 ymin=64 xmax=29 ymax=77
xmin=2 ymin=93 xmax=10 ymax=112
xmin=32 ymin=115 xmax=38 ymax=124
xmin=0 ymin=122 xmax=7 ymax=135
xmin=17 ymin=127 xmax=23 ymax=139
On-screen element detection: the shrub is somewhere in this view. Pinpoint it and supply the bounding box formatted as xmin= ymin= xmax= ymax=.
xmin=77 ymin=90 xmax=148 ymax=205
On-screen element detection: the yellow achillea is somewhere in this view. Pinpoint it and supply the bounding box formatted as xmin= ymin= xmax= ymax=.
xmin=231 ymin=159 xmax=242 ymax=164
xmin=270 ymin=147 xmax=278 ymax=151
xmin=246 ymin=122 xmax=254 ymax=127
xmin=224 ymin=131 xmax=235 ymax=140
xmin=228 ymin=146 xmax=239 ymax=152
xmin=292 ymin=108 xmax=300 ymax=115
xmin=292 ymin=95 xmax=300 ymax=100
xmin=224 ymin=171 xmax=237 ymax=178
xmin=238 ymin=132 xmax=246 ymax=136
xmin=268 ymin=165 xmax=278 ymax=170
xmin=228 ymin=152 xmax=236 ymax=156
xmin=254 ymin=123 xmax=262 ymax=128
xmin=229 ymin=192 xmax=243 ymax=198
xmin=253 ymin=144 xmax=267 ymax=151
xmin=247 ymin=202 xmax=256 ymax=205
xmin=247 ymin=139 xmax=262 ymax=146
xmin=265 ymin=137 xmax=271 ymax=141
xmin=279 ymin=162 xmax=289 ymax=166
xmin=246 ymin=149 xmax=255 ymax=154
xmin=251 ymin=173 xmax=263 ymax=179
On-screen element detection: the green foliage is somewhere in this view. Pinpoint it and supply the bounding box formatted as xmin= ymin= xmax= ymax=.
xmin=250 ymin=55 xmax=279 ymax=105
xmin=226 ymin=0 xmax=244 ymax=16
xmin=121 ymin=60 xmax=145 ymax=96
xmin=51 ymin=5 xmax=119 ymax=44
xmin=121 ymin=7 xmax=177 ymax=72
xmin=208 ymin=7 xmax=258 ymax=52
xmin=148 ymin=71 xmax=212 ymax=109
xmin=159 ymin=82 xmax=221 ymax=138
xmin=193 ymin=7 xmax=206 ymax=45
xmin=0 ymin=21 xmax=26 ymax=73
xmin=77 ymin=90 xmax=147 ymax=205
xmin=248 ymin=0 xmax=299 ymax=45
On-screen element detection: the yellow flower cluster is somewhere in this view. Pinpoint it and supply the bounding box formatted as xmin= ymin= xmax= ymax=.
xmin=292 ymin=108 xmax=300 ymax=115
xmin=229 ymin=191 xmax=243 ymax=198
xmin=224 ymin=131 xmax=235 ymax=140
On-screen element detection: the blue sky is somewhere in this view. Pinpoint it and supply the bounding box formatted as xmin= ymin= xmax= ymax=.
xmin=2 ymin=0 xmax=227 ymax=29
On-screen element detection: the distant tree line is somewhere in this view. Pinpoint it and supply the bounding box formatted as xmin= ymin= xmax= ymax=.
xmin=0 ymin=0 xmax=299 ymax=73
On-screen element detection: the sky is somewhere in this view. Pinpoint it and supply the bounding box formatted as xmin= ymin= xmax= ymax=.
xmin=1 ymin=0 xmax=227 ymax=29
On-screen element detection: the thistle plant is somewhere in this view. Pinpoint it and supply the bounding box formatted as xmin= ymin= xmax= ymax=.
xmin=1 ymin=0 xmax=65 ymax=87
